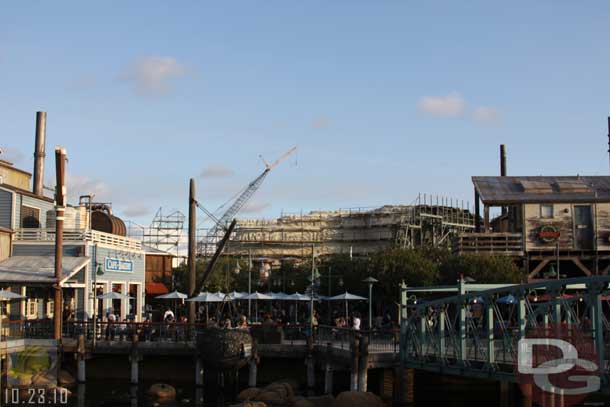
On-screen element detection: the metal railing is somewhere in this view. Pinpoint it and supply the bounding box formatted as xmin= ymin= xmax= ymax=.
xmin=315 ymin=325 xmax=400 ymax=353
xmin=13 ymin=228 xmax=142 ymax=250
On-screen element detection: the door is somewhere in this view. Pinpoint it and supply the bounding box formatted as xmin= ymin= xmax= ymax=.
xmin=574 ymin=205 xmax=594 ymax=250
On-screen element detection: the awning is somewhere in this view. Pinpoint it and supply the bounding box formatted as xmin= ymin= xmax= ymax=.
xmin=146 ymin=282 xmax=169 ymax=296
xmin=0 ymin=255 xmax=90 ymax=284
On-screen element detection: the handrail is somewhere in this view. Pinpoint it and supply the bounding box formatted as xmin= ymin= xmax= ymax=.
xmin=13 ymin=228 xmax=142 ymax=251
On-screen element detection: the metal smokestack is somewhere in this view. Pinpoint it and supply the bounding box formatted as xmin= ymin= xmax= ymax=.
xmin=607 ymin=117 xmax=610 ymax=174
xmin=33 ymin=111 xmax=47 ymax=196
xmin=500 ymin=144 xmax=507 ymax=177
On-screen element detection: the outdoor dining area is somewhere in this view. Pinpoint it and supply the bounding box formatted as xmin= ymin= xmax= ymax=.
xmin=152 ymin=289 xmax=369 ymax=326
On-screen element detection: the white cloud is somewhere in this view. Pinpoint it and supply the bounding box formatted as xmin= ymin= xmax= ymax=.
xmin=64 ymin=173 xmax=112 ymax=202
xmin=417 ymin=92 xmax=466 ymax=117
xmin=241 ymin=202 xmax=271 ymax=214
xmin=472 ymin=106 xmax=499 ymax=125
xmin=121 ymin=205 xmax=151 ymax=218
xmin=121 ymin=56 xmax=187 ymax=96
xmin=200 ymin=164 xmax=234 ymax=179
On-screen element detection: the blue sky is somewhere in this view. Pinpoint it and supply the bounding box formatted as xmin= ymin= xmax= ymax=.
xmin=1 ymin=1 xmax=609 ymax=229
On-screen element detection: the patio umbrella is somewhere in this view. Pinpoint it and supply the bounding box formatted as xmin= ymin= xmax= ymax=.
xmin=97 ymin=292 xmax=134 ymax=300
xmin=328 ymin=292 xmax=367 ymax=320
xmin=0 ymin=290 xmax=26 ymax=340
xmin=155 ymin=290 xmax=187 ymax=300
xmin=155 ymin=290 xmax=187 ymax=321
xmin=287 ymin=293 xmax=311 ymax=324
xmin=186 ymin=292 xmax=224 ymax=322
xmin=497 ymin=294 xmax=516 ymax=304
xmin=227 ymin=291 xmax=245 ymax=300
xmin=0 ymin=290 xmax=26 ymax=300
xmin=244 ymin=292 xmax=272 ymax=322
xmin=271 ymin=292 xmax=291 ymax=300
xmin=186 ymin=292 xmax=224 ymax=302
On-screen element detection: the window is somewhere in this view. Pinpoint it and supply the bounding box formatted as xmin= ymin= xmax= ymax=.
xmin=540 ymin=204 xmax=554 ymax=219
xmin=27 ymin=300 xmax=37 ymax=317
xmin=20 ymin=205 xmax=41 ymax=228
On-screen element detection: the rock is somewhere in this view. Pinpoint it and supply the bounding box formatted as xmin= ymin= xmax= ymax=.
xmin=148 ymin=383 xmax=176 ymax=401
xmin=238 ymin=387 xmax=262 ymax=401
xmin=293 ymin=398 xmax=316 ymax=407
xmin=232 ymin=402 xmax=266 ymax=407
xmin=59 ymin=369 xmax=76 ymax=386
xmin=31 ymin=374 xmax=54 ymax=387
xmin=255 ymin=382 xmax=295 ymax=406
xmin=335 ymin=391 xmax=383 ymax=407
xmin=305 ymin=395 xmax=335 ymax=407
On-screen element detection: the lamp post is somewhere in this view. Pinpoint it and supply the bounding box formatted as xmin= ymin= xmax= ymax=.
xmin=362 ymin=276 xmax=378 ymax=330
xmin=248 ymin=250 xmax=252 ymax=320
xmin=91 ymin=263 xmax=104 ymax=347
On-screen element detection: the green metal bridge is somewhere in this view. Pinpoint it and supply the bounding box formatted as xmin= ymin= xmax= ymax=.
xmin=399 ymin=275 xmax=610 ymax=394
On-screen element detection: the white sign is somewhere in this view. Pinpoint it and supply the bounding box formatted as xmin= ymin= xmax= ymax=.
xmin=104 ymin=257 xmax=133 ymax=273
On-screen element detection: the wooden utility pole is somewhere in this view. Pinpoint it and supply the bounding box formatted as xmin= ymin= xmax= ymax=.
xmin=54 ymin=147 xmax=67 ymax=341
xmin=188 ymin=178 xmax=197 ymax=323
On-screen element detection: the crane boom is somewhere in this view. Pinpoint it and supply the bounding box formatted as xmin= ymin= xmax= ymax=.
xmin=198 ymin=146 xmax=297 ymax=255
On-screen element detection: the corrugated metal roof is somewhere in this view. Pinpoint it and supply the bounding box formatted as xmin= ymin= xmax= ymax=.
xmin=472 ymin=176 xmax=610 ymax=204
xmin=0 ymin=255 xmax=89 ymax=283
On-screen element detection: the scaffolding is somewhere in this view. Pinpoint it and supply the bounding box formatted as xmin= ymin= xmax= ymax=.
xmin=226 ymin=195 xmax=475 ymax=259
xmin=142 ymin=207 xmax=186 ymax=256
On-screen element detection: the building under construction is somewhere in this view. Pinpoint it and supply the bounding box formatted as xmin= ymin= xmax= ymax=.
xmin=226 ymin=196 xmax=475 ymax=259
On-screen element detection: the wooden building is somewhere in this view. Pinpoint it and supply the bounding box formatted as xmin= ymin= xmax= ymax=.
xmin=144 ymin=245 xmax=174 ymax=295
xmin=456 ymin=176 xmax=610 ymax=280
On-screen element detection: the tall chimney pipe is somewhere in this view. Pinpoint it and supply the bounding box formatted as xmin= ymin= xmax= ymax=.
xmin=500 ymin=144 xmax=507 ymax=177
xmin=607 ymin=117 xmax=610 ymax=174
xmin=33 ymin=112 xmax=47 ymax=196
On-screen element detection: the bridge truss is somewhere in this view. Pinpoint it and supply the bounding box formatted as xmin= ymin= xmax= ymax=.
xmin=400 ymin=276 xmax=610 ymax=389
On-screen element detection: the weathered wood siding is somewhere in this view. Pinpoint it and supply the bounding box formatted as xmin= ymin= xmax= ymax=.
xmin=523 ymin=203 xmax=610 ymax=251
xmin=594 ymin=203 xmax=610 ymax=251
xmin=524 ymin=203 xmax=573 ymax=251
xmin=0 ymin=231 xmax=11 ymax=261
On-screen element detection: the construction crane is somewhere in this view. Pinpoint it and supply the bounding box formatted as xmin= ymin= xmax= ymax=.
xmin=198 ymin=146 xmax=298 ymax=255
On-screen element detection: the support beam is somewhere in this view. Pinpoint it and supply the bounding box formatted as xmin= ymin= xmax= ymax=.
xmin=76 ymin=334 xmax=86 ymax=383
xmin=358 ymin=336 xmax=369 ymax=392
xmin=483 ymin=206 xmax=490 ymax=233
xmin=188 ymin=178 xmax=197 ymax=323
xmin=474 ymin=189 xmax=481 ymax=232
xmin=486 ymin=303 xmax=494 ymax=366
xmin=527 ymin=259 xmax=550 ymax=280
xmin=571 ymin=257 xmax=592 ymax=276
xmin=324 ymin=363 xmax=333 ymax=395
xmin=350 ymin=336 xmax=360 ymax=391
xmin=195 ymin=356 xmax=204 ymax=387
xmin=306 ymin=356 xmax=315 ymax=390
xmin=248 ymin=359 xmax=257 ymax=388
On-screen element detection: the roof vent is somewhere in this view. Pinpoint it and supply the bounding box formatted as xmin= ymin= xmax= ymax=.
xmin=555 ymin=180 xmax=590 ymax=193
xmin=519 ymin=180 xmax=553 ymax=193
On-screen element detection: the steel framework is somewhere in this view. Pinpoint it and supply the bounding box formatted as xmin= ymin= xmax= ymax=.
xmin=143 ymin=207 xmax=185 ymax=256
xmin=400 ymin=276 xmax=610 ymax=391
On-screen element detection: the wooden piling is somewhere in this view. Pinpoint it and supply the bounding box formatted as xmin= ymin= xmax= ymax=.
xmin=350 ymin=335 xmax=360 ymax=391
xmin=358 ymin=335 xmax=369 ymax=392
